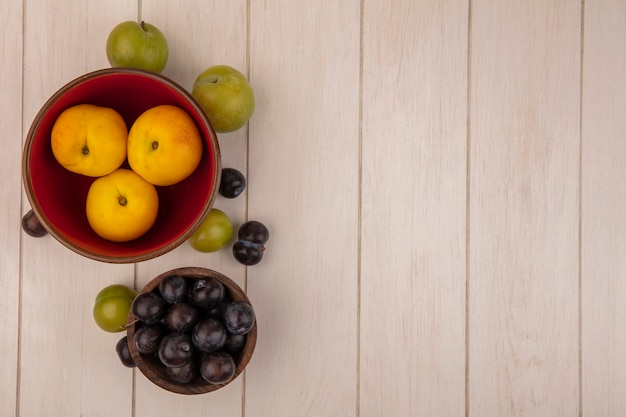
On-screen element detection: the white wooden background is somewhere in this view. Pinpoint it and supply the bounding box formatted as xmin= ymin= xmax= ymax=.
xmin=1 ymin=1 xmax=624 ymax=416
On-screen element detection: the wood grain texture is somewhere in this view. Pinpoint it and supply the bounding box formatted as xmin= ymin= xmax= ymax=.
xmin=18 ymin=2 xmax=137 ymax=416
xmin=468 ymin=1 xmax=581 ymax=415
xmin=4 ymin=1 xmax=626 ymax=416
xmin=360 ymin=0 xmax=468 ymax=416
xmin=134 ymin=1 xmax=250 ymax=415
xmin=581 ymin=0 xmax=626 ymax=415
xmin=0 ymin=1 xmax=23 ymax=416
xmin=246 ymin=0 xmax=361 ymax=415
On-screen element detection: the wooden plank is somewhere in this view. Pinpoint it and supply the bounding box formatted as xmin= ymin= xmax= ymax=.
xmin=360 ymin=0 xmax=468 ymax=415
xmin=468 ymin=1 xmax=581 ymax=415
xmin=13 ymin=2 xmax=626 ymax=416
xmin=0 ymin=1 xmax=24 ymax=416
xmin=245 ymin=0 xmax=360 ymax=415
xmin=581 ymin=0 xmax=626 ymax=415
xmin=19 ymin=2 xmax=137 ymax=416
xmin=134 ymin=1 xmax=249 ymax=414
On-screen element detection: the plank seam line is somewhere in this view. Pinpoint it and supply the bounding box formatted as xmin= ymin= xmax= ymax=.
xmin=356 ymin=0 xmax=365 ymax=416
xmin=578 ymin=0 xmax=585 ymax=416
xmin=465 ymin=0 xmax=473 ymax=416
xmin=242 ymin=1 xmax=252 ymax=416
xmin=16 ymin=0 xmax=26 ymax=416
xmin=132 ymin=262 xmax=138 ymax=417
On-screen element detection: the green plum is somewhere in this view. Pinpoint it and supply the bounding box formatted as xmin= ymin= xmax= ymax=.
xmin=189 ymin=208 xmax=233 ymax=253
xmin=93 ymin=284 xmax=137 ymax=333
xmin=106 ymin=21 xmax=168 ymax=73
xmin=192 ymin=65 xmax=255 ymax=133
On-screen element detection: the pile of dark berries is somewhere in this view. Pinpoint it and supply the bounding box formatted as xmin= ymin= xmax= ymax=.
xmin=115 ymin=274 xmax=255 ymax=386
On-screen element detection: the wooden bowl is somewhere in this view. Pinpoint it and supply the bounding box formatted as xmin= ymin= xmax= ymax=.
xmin=21 ymin=68 xmax=221 ymax=263
xmin=126 ymin=267 xmax=257 ymax=395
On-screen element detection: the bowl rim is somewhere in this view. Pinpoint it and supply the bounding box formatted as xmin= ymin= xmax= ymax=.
xmin=126 ymin=266 xmax=257 ymax=395
xmin=21 ymin=67 xmax=221 ymax=263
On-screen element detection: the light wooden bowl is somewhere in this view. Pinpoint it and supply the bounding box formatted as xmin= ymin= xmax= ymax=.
xmin=127 ymin=267 xmax=257 ymax=395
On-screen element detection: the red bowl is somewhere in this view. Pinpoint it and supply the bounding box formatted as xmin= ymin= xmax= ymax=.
xmin=22 ymin=68 xmax=221 ymax=263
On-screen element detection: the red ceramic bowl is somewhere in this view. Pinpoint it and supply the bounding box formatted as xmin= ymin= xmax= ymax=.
xmin=22 ymin=68 xmax=221 ymax=263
